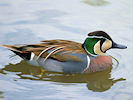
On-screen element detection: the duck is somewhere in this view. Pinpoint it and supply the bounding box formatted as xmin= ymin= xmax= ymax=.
xmin=2 ymin=31 xmax=127 ymax=73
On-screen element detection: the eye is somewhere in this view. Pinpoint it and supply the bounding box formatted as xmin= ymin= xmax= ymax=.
xmin=101 ymin=39 xmax=112 ymax=52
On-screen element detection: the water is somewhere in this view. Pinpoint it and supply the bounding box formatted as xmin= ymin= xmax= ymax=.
xmin=0 ymin=0 xmax=133 ymax=100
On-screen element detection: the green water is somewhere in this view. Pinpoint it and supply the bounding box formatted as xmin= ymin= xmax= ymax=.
xmin=0 ymin=0 xmax=132 ymax=100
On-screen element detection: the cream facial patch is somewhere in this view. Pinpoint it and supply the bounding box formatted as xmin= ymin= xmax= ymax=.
xmin=94 ymin=41 xmax=105 ymax=55
xmin=102 ymin=40 xmax=112 ymax=52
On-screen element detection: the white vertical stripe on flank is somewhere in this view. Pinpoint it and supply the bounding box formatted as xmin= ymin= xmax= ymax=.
xmin=30 ymin=52 xmax=35 ymax=61
xmin=83 ymin=55 xmax=90 ymax=72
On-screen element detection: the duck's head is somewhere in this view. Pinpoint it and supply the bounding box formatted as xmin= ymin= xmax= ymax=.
xmin=83 ymin=31 xmax=127 ymax=56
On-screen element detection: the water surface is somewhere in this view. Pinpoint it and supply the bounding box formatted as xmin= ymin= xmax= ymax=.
xmin=0 ymin=0 xmax=133 ymax=100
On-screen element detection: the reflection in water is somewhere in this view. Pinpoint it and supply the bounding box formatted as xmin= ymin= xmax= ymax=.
xmin=0 ymin=91 xmax=4 ymax=99
xmin=0 ymin=61 xmax=125 ymax=92
xmin=83 ymin=0 xmax=109 ymax=6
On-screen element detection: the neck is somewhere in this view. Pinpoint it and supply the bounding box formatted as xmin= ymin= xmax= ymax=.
xmin=89 ymin=54 xmax=97 ymax=60
xmin=83 ymin=38 xmax=99 ymax=55
xmin=82 ymin=43 xmax=98 ymax=60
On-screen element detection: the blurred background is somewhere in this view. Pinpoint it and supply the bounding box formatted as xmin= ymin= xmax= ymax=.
xmin=0 ymin=0 xmax=132 ymax=100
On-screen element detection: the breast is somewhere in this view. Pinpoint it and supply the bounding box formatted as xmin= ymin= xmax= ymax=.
xmin=84 ymin=56 xmax=112 ymax=73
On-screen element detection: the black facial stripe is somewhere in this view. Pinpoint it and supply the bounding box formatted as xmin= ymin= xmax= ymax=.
xmin=100 ymin=38 xmax=106 ymax=52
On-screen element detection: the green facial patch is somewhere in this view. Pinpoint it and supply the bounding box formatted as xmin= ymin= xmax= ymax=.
xmin=84 ymin=37 xmax=100 ymax=55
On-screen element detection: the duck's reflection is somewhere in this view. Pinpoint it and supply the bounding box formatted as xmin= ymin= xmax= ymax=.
xmin=1 ymin=61 xmax=125 ymax=92
xmin=0 ymin=91 xmax=4 ymax=99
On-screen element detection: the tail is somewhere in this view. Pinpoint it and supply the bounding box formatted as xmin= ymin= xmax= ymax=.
xmin=1 ymin=44 xmax=31 ymax=60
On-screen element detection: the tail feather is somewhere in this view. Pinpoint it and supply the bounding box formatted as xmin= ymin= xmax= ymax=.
xmin=1 ymin=45 xmax=22 ymax=52
xmin=1 ymin=44 xmax=31 ymax=60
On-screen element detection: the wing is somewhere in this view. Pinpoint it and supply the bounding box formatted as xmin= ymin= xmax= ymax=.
xmin=2 ymin=40 xmax=86 ymax=62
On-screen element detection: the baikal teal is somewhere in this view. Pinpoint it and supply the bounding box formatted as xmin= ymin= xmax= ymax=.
xmin=1 ymin=31 xmax=127 ymax=73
